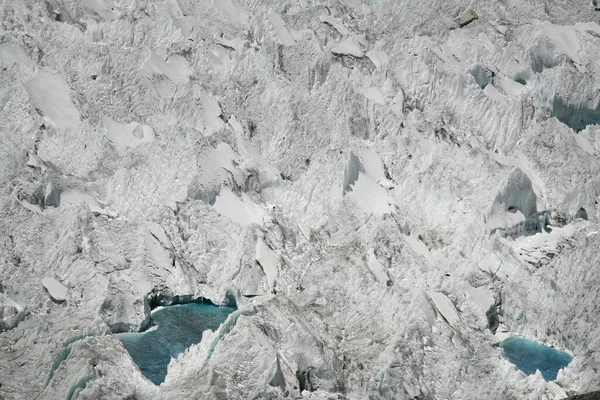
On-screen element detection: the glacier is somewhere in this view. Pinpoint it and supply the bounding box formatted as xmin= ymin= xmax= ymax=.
xmin=1 ymin=0 xmax=600 ymax=399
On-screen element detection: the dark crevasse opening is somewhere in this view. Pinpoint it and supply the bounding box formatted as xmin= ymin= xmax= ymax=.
xmin=552 ymin=96 xmax=600 ymax=133
xmin=499 ymin=337 xmax=573 ymax=381
xmin=119 ymin=302 xmax=235 ymax=385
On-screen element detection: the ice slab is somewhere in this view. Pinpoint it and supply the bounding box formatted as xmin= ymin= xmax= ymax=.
xmin=367 ymin=248 xmax=388 ymax=283
xmin=331 ymin=38 xmax=363 ymax=58
xmin=427 ymin=291 xmax=459 ymax=326
xmin=25 ymin=70 xmax=81 ymax=129
xmin=41 ymin=278 xmax=68 ymax=302
xmin=255 ymin=237 xmax=279 ymax=291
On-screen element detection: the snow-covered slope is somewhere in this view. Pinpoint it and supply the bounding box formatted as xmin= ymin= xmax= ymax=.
xmin=1 ymin=0 xmax=600 ymax=399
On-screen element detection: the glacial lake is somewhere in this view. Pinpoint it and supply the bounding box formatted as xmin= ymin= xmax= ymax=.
xmin=500 ymin=336 xmax=573 ymax=381
xmin=119 ymin=302 xmax=234 ymax=385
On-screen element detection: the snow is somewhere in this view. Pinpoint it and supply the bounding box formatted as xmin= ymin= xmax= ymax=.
xmin=41 ymin=278 xmax=69 ymax=302
xmin=366 ymin=50 xmax=389 ymax=69
xmin=102 ymin=115 xmax=155 ymax=150
xmin=0 ymin=45 xmax=35 ymax=67
xmin=539 ymin=22 xmax=584 ymax=72
xmin=268 ymin=11 xmax=296 ymax=46
xmin=331 ymin=38 xmax=363 ymax=58
xmin=199 ymin=92 xmax=225 ymax=135
xmin=255 ymin=237 xmax=279 ymax=291
xmin=466 ymin=286 xmax=494 ymax=312
xmin=25 ymin=70 xmax=81 ymax=130
xmin=346 ymin=172 xmax=393 ymax=216
xmin=427 ymin=291 xmax=459 ymax=326
xmin=213 ymin=187 xmax=263 ymax=226
xmin=366 ymin=248 xmax=388 ymax=283
xmin=141 ymin=52 xmax=192 ymax=83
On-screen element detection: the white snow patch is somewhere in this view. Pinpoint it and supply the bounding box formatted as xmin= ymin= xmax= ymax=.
xmin=404 ymin=235 xmax=434 ymax=263
xmin=141 ymin=52 xmax=192 ymax=83
xmin=256 ymin=237 xmax=279 ymax=291
xmin=228 ymin=115 xmax=244 ymax=135
xmin=497 ymin=76 xmax=527 ymax=98
xmin=347 ymin=173 xmax=393 ymax=216
xmin=483 ymin=84 xmax=507 ymax=103
xmin=331 ymin=38 xmax=363 ymax=58
xmin=146 ymin=221 xmax=172 ymax=249
xmin=214 ymin=36 xmax=246 ymax=52
xmin=213 ymin=187 xmax=263 ymax=226
xmin=485 ymin=210 xmax=526 ymax=232
xmin=0 ymin=45 xmax=35 ymax=67
xmin=298 ymin=223 xmax=311 ymax=240
xmin=60 ymin=190 xmax=108 ymax=215
xmin=101 ymin=115 xmax=155 ymax=150
xmin=361 ymin=148 xmax=393 ymax=188
xmin=268 ymin=11 xmax=296 ymax=46
xmin=539 ymin=22 xmax=584 ymax=72
xmin=367 ymin=50 xmax=389 ymax=68
xmin=213 ymin=143 xmax=244 ymax=185
xmin=319 ymin=15 xmax=351 ymax=36
xmin=359 ymin=87 xmax=385 ymax=105
xmin=145 ymin=232 xmax=171 ymax=268
xmin=466 ymin=286 xmax=494 ymax=312
xmin=573 ymin=132 xmax=595 ymax=155
xmin=41 ymin=278 xmax=68 ymax=301
xmin=25 ymin=70 xmax=81 ymax=130
xmin=427 ymin=291 xmax=459 ymax=326
xmin=212 ymin=0 xmax=250 ymax=25
xmin=367 ymin=248 xmax=388 ymax=283
xmin=199 ymin=92 xmax=225 ymax=135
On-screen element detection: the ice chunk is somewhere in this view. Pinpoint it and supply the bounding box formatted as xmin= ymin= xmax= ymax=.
xmin=427 ymin=291 xmax=459 ymax=325
xmin=25 ymin=70 xmax=81 ymax=130
xmin=331 ymin=38 xmax=363 ymax=58
xmin=42 ymin=278 xmax=68 ymax=302
xmin=255 ymin=237 xmax=279 ymax=291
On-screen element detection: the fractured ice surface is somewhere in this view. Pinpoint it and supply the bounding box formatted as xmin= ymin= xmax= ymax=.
xmin=3 ymin=0 xmax=600 ymax=399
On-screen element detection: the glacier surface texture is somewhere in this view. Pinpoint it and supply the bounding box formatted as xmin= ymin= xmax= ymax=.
xmin=1 ymin=0 xmax=600 ymax=399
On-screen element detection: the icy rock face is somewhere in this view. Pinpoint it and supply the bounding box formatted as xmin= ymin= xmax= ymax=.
xmin=2 ymin=0 xmax=600 ymax=399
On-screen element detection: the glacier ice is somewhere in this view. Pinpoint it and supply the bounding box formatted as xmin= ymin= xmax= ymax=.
xmin=1 ymin=0 xmax=600 ymax=399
